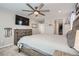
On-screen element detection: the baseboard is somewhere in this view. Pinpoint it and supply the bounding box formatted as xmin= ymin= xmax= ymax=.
xmin=0 ymin=43 xmax=14 ymax=48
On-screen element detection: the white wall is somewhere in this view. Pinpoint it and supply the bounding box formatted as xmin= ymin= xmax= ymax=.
xmin=44 ymin=19 xmax=54 ymax=34
xmin=38 ymin=24 xmax=45 ymax=34
xmin=63 ymin=18 xmax=71 ymax=35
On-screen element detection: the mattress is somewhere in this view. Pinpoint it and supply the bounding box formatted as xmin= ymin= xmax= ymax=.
xmin=18 ymin=34 xmax=78 ymax=55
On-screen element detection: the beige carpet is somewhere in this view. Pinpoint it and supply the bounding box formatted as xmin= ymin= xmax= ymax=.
xmin=0 ymin=45 xmax=47 ymax=56
xmin=0 ymin=45 xmax=27 ymax=56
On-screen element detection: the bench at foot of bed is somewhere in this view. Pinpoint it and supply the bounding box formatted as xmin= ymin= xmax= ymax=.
xmin=53 ymin=50 xmax=73 ymax=56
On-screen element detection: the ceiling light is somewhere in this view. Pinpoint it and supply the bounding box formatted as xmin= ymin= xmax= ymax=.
xmin=34 ymin=11 xmax=39 ymax=15
xmin=58 ymin=10 xmax=62 ymax=13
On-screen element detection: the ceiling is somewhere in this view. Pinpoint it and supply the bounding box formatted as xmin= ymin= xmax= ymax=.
xmin=0 ymin=3 xmax=75 ymax=19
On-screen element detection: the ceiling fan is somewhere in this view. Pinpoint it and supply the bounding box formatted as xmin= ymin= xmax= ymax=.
xmin=22 ymin=3 xmax=49 ymax=16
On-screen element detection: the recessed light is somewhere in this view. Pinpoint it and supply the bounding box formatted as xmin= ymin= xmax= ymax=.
xmin=58 ymin=10 xmax=62 ymax=13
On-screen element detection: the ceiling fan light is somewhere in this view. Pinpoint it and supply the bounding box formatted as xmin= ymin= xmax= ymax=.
xmin=34 ymin=11 xmax=39 ymax=15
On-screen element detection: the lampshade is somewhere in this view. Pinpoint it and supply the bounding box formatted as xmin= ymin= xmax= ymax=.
xmin=74 ymin=30 xmax=79 ymax=51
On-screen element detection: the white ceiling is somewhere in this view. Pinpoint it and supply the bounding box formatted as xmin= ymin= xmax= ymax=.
xmin=0 ymin=3 xmax=75 ymax=19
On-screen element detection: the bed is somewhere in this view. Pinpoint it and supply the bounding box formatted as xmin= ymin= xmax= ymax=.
xmin=17 ymin=34 xmax=78 ymax=55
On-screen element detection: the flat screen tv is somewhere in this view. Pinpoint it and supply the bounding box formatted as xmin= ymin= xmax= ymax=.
xmin=15 ymin=15 xmax=29 ymax=26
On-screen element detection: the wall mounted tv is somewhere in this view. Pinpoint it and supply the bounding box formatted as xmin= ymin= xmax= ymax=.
xmin=15 ymin=15 xmax=29 ymax=26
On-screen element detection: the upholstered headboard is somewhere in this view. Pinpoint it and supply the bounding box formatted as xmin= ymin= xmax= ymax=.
xmin=14 ymin=29 xmax=32 ymax=45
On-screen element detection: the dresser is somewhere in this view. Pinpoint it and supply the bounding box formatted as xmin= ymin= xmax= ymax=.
xmin=14 ymin=29 xmax=32 ymax=45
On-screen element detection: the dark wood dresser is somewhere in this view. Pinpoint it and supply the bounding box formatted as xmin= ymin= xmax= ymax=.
xmin=14 ymin=29 xmax=32 ymax=45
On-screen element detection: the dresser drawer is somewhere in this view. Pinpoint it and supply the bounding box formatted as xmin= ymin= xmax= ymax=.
xmin=14 ymin=29 xmax=32 ymax=45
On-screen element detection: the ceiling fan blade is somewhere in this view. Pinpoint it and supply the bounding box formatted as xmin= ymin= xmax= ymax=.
xmin=40 ymin=10 xmax=50 ymax=12
xmin=26 ymin=4 xmax=35 ymax=11
xmin=39 ymin=12 xmax=45 ymax=16
xmin=38 ymin=3 xmax=44 ymax=10
xmin=28 ymin=12 xmax=34 ymax=16
xmin=22 ymin=10 xmax=33 ymax=12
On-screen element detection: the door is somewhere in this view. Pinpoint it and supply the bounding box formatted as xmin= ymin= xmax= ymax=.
xmin=59 ymin=24 xmax=63 ymax=35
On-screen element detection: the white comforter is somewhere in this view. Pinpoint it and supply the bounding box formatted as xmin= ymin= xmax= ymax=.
xmin=18 ymin=34 xmax=77 ymax=55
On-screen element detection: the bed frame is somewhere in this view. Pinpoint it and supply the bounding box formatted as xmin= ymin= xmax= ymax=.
xmin=18 ymin=43 xmax=52 ymax=56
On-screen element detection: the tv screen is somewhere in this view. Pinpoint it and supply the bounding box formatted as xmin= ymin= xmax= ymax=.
xmin=15 ymin=15 xmax=29 ymax=26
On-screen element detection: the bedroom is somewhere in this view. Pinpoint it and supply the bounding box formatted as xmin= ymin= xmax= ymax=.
xmin=0 ymin=3 xmax=79 ymax=56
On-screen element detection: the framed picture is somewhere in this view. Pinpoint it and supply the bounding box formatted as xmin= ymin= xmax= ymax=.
xmin=4 ymin=28 xmax=12 ymax=37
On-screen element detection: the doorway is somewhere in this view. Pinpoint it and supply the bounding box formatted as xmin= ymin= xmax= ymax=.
xmin=58 ymin=24 xmax=63 ymax=35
